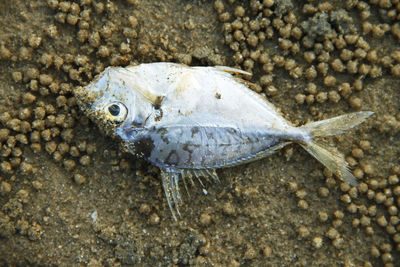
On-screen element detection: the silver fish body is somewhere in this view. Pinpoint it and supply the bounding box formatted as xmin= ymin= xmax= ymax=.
xmin=75 ymin=62 xmax=373 ymax=220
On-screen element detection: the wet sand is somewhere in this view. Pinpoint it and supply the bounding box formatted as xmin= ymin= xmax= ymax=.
xmin=0 ymin=1 xmax=399 ymax=266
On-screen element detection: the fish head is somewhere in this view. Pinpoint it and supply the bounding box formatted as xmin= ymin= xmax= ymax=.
xmin=75 ymin=66 xmax=157 ymax=140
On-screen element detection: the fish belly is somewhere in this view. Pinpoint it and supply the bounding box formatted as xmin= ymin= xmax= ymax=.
xmin=130 ymin=125 xmax=290 ymax=170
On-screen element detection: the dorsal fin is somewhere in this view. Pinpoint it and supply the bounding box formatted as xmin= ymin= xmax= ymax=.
xmin=215 ymin=66 xmax=252 ymax=78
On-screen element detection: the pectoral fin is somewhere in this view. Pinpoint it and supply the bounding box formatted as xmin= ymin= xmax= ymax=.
xmin=134 ymin=84 xmax=165 ymax=108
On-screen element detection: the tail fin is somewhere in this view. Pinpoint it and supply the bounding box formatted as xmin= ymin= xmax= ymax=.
xmin=301 ymin=112 xmax=374 ymax=137
xmin=299 ymin=111 xmax=373 ymax=186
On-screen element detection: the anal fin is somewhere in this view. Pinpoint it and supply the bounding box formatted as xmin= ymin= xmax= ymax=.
xmin=181 ymin=168 xmax=220 ymax=188
xmin=205 ymin=169 xmax=220 ymax=183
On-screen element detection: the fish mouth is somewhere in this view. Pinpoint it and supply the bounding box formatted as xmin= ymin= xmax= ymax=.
xmin=74 ymin=85 xmax=100 ymax=112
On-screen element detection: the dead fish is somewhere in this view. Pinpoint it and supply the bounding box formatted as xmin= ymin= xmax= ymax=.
xmin=75 ymin=62 xmax=373 ymax=220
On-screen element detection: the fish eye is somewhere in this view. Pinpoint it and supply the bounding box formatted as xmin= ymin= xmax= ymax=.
xmin=108 ymin=104 xmax=120 ymax=116
xmin=105 ymin=102 xmax=127 ymax=122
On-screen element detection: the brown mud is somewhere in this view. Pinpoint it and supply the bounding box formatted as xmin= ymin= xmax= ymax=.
xmin=0 ymin=0 xmax=399 ymax=266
